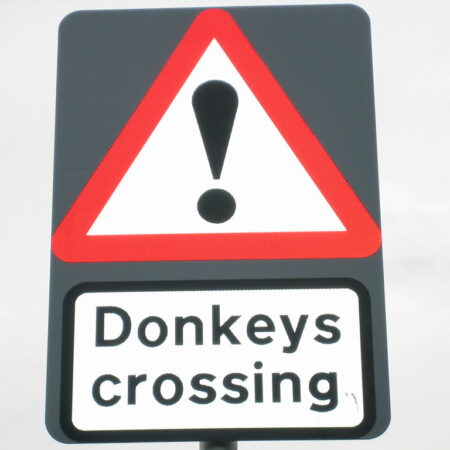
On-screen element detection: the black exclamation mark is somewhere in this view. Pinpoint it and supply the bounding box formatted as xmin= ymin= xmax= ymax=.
xmin=193 ymin=80 xmax=238 ymax=224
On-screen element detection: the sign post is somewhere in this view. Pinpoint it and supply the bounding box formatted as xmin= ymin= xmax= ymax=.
xmin=47 ymin=5 xmax=389 ymax=444
xmin=201 ymin=442 xmax=237 ymax=450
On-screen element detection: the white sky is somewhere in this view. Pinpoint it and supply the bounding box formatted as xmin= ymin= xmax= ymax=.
xmin=0 ymin=0 xmax=449 ymax=449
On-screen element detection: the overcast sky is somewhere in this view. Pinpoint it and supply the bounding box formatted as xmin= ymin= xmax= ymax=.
xmin=0 ymin=0 xmax=449 ymax=449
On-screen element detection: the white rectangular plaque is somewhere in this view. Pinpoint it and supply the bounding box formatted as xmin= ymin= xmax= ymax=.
xmin=67 ymin=285 xmax=369 ymax=433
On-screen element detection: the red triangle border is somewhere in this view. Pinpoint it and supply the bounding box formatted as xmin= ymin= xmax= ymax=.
xmin=52 ymin=9 xmax=381 ymax=263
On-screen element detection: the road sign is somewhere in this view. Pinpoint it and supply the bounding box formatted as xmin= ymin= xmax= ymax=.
xmin=47 ymin=5 xmax=389 ymax=444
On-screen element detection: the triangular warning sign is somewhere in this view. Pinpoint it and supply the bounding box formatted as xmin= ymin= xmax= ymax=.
xmin=52 ymin=9 xmax=381 ymax=263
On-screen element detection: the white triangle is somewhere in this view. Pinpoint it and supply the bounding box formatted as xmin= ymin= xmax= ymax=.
xmin=88 ymin=40 xmax=345 ymax=236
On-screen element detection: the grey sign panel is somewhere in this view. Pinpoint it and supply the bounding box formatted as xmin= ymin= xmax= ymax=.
xmin=47 ymin=5 xmax=389 ymax=443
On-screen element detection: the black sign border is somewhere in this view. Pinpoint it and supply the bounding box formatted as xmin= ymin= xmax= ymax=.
xmin=60 ymin=278 xmax=375 ymax=442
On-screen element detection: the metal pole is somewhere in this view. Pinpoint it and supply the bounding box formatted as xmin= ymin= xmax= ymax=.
xmin=200 ymin=442 xmax=237 ymax=450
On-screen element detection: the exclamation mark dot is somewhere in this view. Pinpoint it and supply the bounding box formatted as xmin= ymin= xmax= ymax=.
xmin=193 ymin=80 xmax=238 ymax=224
